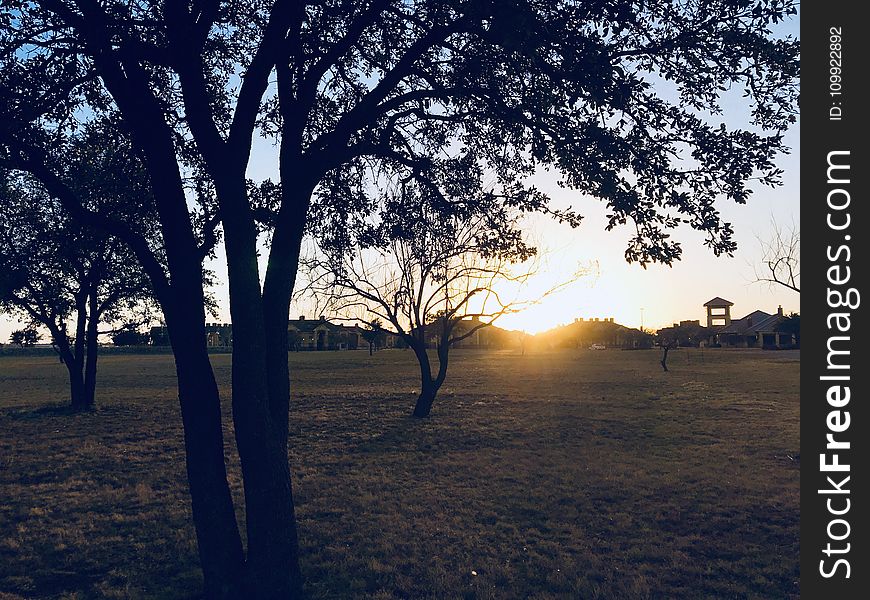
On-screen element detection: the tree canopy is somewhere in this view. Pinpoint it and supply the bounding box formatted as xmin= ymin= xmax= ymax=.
xmin=0 ymin=126 xmax=155 ymax=408
xmin=2 ymin=1 xmax=798 ymax=268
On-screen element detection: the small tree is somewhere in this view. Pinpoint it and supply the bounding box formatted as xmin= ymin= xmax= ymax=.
xmin=112 ymin=324 xmax=151 ymax=347
xmin=9 ymin=327 xmax=41 ymax=347
xmin=361 ymin=318 xmax=386 ymax=355
xmin=0 ymin=146 xmax=154 ymax=409
xmin=776 ymin=312 xmax=800 ymax=348
xmin=657 ymin=335 xmax=679 ymax=372
xmin=308 ymin=182 xmax=571 ymax=417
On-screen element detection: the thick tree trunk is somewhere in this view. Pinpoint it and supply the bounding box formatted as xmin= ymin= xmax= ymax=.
xmin=66 ymin=360 xmax=87 ymax=411
xmin=168 ymin=309 xmax=246 ymax=599
xmin=50 ymin=323 xmax=86 ymax=411
xmin=61 ymin=77 xmax=248 ymax=597
xmin=65 ymin=297 xmax=86 ymax=409
xmin=413 ymin=381 xmax=439 ymax=418
xmin=411 ymin=342 xmax=444 ymax=418
xmin=218 ymin=174 xmax=303 ymax=598
xmin=233 ymin=313 xmax=303 ymax=598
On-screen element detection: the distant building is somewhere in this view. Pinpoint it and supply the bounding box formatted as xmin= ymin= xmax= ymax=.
xmin=704 ymin=297 xmax=734 ymax=328
xmin=656 ymin=319 xmax=710 ymax=347
xmin=149 ymin=317 xmax=399 ymax=350
xmin=286 ymin=315 xmax=402 ymax=350
xmin=537 ymin=317 xmax=652 ymax=349
xmin=149 ymin=323 xmax=232 ymax=347
xmin=287 ymin=315 xmax=360 ymax=350
xmin=205 ymin=323 xmax=233 ymax=348
xmin=414 ymin=316 xmax=518 ymax=349
xmin=703 ymin=298 xmax=794 ymax=348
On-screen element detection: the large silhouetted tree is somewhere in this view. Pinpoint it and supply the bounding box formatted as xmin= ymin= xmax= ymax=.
xmin=1 ymin=1 xmax=798 ymax=596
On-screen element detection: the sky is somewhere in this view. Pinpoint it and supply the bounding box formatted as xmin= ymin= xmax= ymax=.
xmin=260 ymin=100 xmax=799 ymax=335
xmin=1 ymin=14 xmax=800 ymax=341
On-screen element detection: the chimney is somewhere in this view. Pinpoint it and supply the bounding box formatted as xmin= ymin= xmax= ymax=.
xmin=320 ymin=315 xmax=326 ymax=321
xmin=299 ymin=315 xmax=305 ymax=321
xmin=777 ymin=305 xmax=783 ymax=317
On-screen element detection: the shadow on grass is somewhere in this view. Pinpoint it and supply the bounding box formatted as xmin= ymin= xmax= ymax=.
xmin=4 ymin=402 xmax=84 ymax=420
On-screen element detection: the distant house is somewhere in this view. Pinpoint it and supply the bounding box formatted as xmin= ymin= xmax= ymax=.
xmin=287 ymin=315 xmax=360 ymax=350
xmin=704 ymin=298 xmax=794 ymax=348
xmin=149 ymin=322 xmax=232 ymax=347
xmin=416 ymin=316 xmax=518 ymax=349
xmin=150 ymin=318 xmax=391 ymax=351
xmin=285 ymin=315 xmax=405 ymax=350
xmin=205 ymin=323 xmax=233 ymax=348
xmin=656 ymin=319 xmax=710 ymax=347
xmin=536 ymin=317 xmax=653 ymax=349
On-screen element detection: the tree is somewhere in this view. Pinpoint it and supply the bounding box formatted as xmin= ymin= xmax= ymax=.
xmin=656 ymin=336 xmax=679 ymax=372
xmin=287 ymin=329 xmax=301 ymax=352
xmin=360 ymin=318 xmax=386 ymax=355
xmin=1 ymin=2 xmax=798 ymax=596
xmin=0 ymin=165 xmax=154 ymax=410
xmin=655 ymin=321 xmax=710 ymax=372
xmin=112 ymin=324 xmax=151 ymax=347
xmin=655 ymin=321 xmax=711 ymax=348
xmin=754 ymin=219 xmax=799 ymax=292
xmin=776 ymin=311 xmax=800 ymax=347
xmin=9 ymin=327 xmax=41 ymax=347
xmin=307 ymin=181 xmax=547 ymax=417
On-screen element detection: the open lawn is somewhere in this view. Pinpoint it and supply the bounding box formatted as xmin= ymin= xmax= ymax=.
xmin=0 ymin=348 xmax=799 ymax=599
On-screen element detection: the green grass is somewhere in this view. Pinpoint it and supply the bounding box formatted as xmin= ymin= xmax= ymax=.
xmin=0 ymin=348 xmax=800 ymax=599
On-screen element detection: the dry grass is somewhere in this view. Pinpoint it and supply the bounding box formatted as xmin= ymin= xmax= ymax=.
xmin=0 ymin=347 xmax=799 ymax=599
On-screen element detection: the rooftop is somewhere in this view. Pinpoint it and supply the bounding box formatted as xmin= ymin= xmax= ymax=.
xmin=718 ymin=310 xmax=783 ymax=335
xmin=703 ymin=297 xmax=734 ymax=307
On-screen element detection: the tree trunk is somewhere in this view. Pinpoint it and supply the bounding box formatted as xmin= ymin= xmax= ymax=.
xmin=413 ymin=380 xmax=439 ymax=418
xmin=66 ymin=299 xmax=89 ymax=410
xmin=82 ymin=288 xmax=100 ymax=409
xmin=234 ymin=314 xmax=304 ymax=599
xmin=61 ymin=84 xmax=249 ymax=597
xmin=168 ymin=309 xmax=246 ymax=599
xmin=410 ymin=341 xmax=442 ymax=418
xmin=660 ymin=345 xmax=671 ymax=372
xmin=65 ymin=359 xmax=87 ymax=410
xmin=218 ymin=174 xmax=303 ymax=599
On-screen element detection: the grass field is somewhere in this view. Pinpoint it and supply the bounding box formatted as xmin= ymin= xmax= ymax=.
xmin=0 ymin=347 xmax=799 ymax=599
